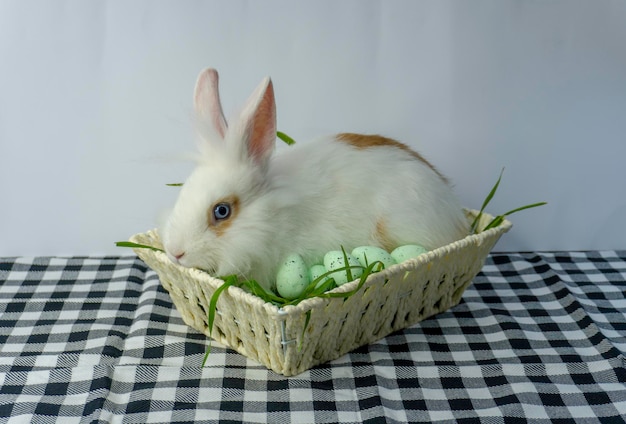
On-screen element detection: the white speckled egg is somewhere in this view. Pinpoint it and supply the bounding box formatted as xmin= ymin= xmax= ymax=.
xmin=351 ymin=246 xmax=396 ymax=270
xmin=276 ymin=253 xmax=310 ymax=300
xmin=309 ymin=264 xmax=333 ymax=289
xmin=323 ymin=250 xmax=363 ymax=286
xmin=390 ymin=244 xmax=428 ymax=264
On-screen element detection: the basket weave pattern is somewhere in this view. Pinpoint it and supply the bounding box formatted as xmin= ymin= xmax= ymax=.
xmin=131 ymin=211 xmax=511 ymax=376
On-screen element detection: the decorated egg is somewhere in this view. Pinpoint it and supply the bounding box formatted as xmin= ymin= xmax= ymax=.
xmin=323 ymin=250 xmax=363 ymax=286
xmin=351 ymin=246 xmax=396 ymax=270
xmin=390 ymin=244 xmax=428 ymax=263
xmin=276 ymin=253 xmax=310 ymax=299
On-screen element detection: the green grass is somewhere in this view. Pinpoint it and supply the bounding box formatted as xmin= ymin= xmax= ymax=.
xmin=470 ymin=168 xmax=546 ymax=234
xmin=115 ymin=241 xmax=164 ymax=253
xmin=276 ymin=131 xmax=297 ymax=146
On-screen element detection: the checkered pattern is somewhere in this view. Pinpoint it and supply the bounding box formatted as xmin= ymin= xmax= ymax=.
xmin=1 ymin=252 xmax=625 ymax=423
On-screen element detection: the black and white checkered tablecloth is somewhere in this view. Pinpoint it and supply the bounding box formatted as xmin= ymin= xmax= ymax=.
xmin=1 ymin=251 xmax=625 ymax=423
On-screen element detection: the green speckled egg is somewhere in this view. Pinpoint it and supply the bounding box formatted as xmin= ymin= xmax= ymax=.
xmin=276 ymin=253 xmax=310 ymax=299
xmin=323 ymin=250 xmax=363 ymax=286
xmin=390 ymin=244 xmax=428 ymax=264
xmin=351 ymin=246 xmax=396 ymax=270
xmin=309 ymin=264 xmax=333 ymax=289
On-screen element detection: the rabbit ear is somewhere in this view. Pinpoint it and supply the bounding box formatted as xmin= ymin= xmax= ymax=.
xmin=232 ymin=76 xmax=276 ymax=168
xmin=194 ymin=68 xmax=228 ymax=138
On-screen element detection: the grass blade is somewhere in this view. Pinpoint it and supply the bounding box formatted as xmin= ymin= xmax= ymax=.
xmin=202 ymin=276 xmax=238 ymax=366
xmin=307 ymin=277 xmax=337 ymax=298
xmin=239 ymin=279 xmax=287 ymax=304
xmin=500 ymin=201 xmax=548 ymax=218
xmin=471 ymin=168 xmax=504 ymax=233
xmin=277 ymin=131 xmax=296 ymax=146
xmin=166 ymin=183 xmax=183 ymax=187
xmin=483 ymin=216 xmax=504 ymax=232
xmin=482 ymin=202 xmax=547 ymax=232
xmin=298 ymin=310 xmax=312 ymax=351
xmin=340 ymin=246 xmax=354 ymax=282
xmin=318 ymin=261 xmax=382 ymax=300
xmin=115 ymin=241 xmax=164 ymax=253
xmin=288 ymin=269 xmax=336 ymax=303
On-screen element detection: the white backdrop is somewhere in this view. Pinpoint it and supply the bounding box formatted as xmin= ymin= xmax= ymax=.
xmin=1 ymin=0 xmax=625 ymax=256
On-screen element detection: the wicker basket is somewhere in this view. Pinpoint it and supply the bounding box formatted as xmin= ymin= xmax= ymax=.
xmin=130 ymin=210 xmax=511 ymax=376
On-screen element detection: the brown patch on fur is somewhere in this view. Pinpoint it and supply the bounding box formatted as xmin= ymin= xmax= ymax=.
xmin=336 ymin=133 xmax=448 ymax=183
xmin=374 ymin=218 xmax=396 ymax=252
xmin=208 ymin=195 xmax=240 ymax=237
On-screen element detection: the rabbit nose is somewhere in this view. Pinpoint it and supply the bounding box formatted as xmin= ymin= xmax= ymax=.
xmin=169 ymin=251 xmax=185 ymax=264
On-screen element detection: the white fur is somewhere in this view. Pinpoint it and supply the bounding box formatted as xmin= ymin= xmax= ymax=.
xmin=161 ymin=68 xmax=469 ymax=290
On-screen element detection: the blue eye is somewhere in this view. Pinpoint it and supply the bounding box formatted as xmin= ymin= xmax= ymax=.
xmin=213 ymin=203 xmax=231 ymax=221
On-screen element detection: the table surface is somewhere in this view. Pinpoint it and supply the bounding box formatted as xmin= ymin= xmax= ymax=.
xmin=1 ymin=251 xmax=625 ymax=423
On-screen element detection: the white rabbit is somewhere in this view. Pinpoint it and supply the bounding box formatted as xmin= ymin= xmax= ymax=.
xmin=161 ymin=68 xmax=469 ymax=291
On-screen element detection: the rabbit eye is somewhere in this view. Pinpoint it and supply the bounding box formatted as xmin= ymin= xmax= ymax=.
xmin=207 ymin=196 xmax=239 ymax=234
xmin=213 ymin=203 xmax=231 ymax=221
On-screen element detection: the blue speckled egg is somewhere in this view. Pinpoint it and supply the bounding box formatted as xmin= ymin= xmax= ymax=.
xmin=276 ymin=253 xmax=310 ymax=299
xmin=390 ymin=244 xmax=428 ymax=264
xmin=351 ymin=246 xmax=396 ymax=270
xmin=323 ymin=250 xmax=363 ymax=286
